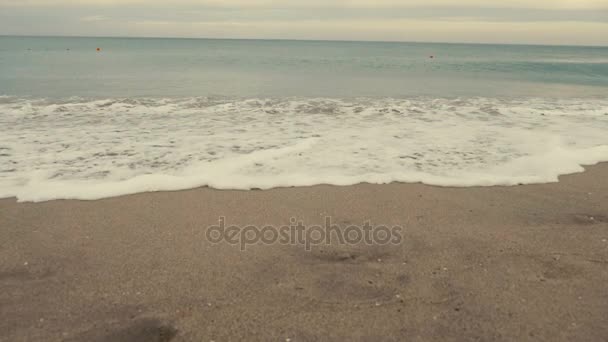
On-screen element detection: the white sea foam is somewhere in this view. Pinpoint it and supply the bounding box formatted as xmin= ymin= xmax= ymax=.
xmin=1 ymin=96 xmax=607 ymax=202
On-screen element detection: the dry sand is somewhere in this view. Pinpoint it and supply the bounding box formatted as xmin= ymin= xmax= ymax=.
xmin=1 ymin=164 xmax=607 ymax=341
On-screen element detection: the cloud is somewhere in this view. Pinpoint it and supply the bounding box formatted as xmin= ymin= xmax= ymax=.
xmin=1 ymin=0 xmax=607 ymax=9
xmin=1 ymin=0 xmax=606 ymax=45
xmin=80 ymin=15 xmax=107 ymax=21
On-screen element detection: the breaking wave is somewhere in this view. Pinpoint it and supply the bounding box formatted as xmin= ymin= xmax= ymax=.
xmin=1 ymin=96 xmax=607 ymax=202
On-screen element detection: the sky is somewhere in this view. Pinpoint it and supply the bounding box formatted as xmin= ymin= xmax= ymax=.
xmin=1 ymin=0 xmax=607 ymax=45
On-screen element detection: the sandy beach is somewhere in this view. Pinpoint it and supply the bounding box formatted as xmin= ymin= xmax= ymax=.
xmin=1 ymin=164 xmax=607 ymax=341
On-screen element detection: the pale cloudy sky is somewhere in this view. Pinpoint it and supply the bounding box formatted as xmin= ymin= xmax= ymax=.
xmin=1 ymin=0 xmax=607 ymax=45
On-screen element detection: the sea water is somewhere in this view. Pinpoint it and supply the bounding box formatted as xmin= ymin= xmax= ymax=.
xmin=1 ymin=36 xmax=607 ymax=201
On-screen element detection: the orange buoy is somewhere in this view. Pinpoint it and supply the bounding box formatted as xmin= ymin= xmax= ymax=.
xmin=96 ymin=47 xmax=101 ymax=52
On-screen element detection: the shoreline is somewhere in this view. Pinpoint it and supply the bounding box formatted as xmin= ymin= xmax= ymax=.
xmin=1 ymin=163 xmax=607 ymax=341
xmin=3 ymin=161 xmax=608 ymax=204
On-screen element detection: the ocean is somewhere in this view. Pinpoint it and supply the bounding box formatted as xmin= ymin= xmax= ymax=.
xmin=1 ymin=36 xmax=607 ymax=201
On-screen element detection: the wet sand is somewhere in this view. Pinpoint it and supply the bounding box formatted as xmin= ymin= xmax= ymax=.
xmin=1 ymin=164 xmax=607 ymax=341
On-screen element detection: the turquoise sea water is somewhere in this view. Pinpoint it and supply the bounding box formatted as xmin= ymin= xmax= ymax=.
xmin=1 ymin=36 xmax=607 ymax=201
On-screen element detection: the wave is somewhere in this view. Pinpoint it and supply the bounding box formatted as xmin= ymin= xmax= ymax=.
xmin=1 ymin=96 xmax=607 ymax=202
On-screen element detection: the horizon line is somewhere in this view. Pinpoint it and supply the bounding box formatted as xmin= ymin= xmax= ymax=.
xmin=1 ymin=34 xmax=606 ymax=48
